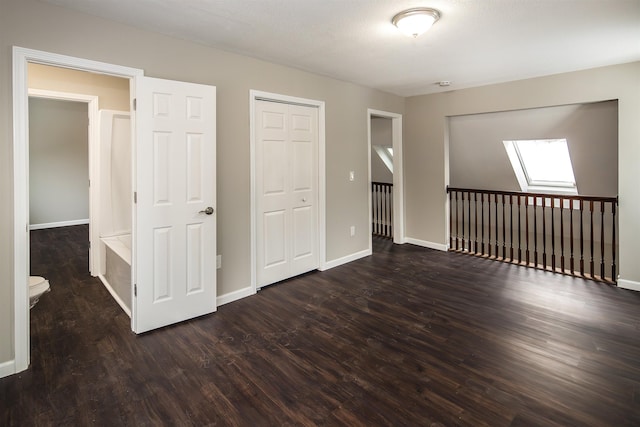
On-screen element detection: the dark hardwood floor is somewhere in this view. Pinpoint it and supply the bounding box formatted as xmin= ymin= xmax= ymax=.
xmin=2 ymin=227 xmax=639 ymax=426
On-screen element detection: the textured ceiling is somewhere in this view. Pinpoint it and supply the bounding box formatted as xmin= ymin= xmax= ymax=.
xmin=40 ymin=0 xmax=640 ymax=96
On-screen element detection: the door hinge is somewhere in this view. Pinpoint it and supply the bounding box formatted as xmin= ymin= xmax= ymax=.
xmin=133 ymin=98 xmax=137 ymax=111
xmin=134 ymin=192 xmax=137 ymax=203
xmin=134 ymin=284 xmax=137 ymax=297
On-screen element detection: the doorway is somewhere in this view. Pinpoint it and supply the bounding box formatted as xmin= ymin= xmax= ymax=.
xmin=367 ymin=109 xmax=404 ymax=250
xmin=370 ymin=116 xmax=394 ymax=244
xmin=11 ymin=49 xmax=141 ymax=374
xmin=28 ymin=95 xmax=91 ymax=232
xmin=249 ymin=90 xmax=327 ymax=293
xmin=13 ymin=47 xmax=220 ymax=377
xmin=12 ymin=47 xmax=219 ymax=377
xmin=28 ymin=68 xmax=132 ymax=317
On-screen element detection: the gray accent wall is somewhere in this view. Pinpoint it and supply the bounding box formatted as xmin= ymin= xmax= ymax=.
xmin=449 ymin=101 xmax=618 ymax=196
xmin=29 ymin=97 xmax=89 ymax=226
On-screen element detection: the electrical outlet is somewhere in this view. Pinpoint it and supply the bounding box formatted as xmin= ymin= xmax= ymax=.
xmin=216 ymin=255 xmax=222 ymax=269
xmin=349 ymin=171 xmax=355 ymax=181
xmin=350 ymin=225 xmax=356 ymax=237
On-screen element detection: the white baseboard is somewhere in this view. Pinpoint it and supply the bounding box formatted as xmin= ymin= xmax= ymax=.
xmin=217 ymin=285 xmax=255 ymax=306
xmin=404 ymin=237 xmax=448 ymax=251
xmin=321 ymin=248 xmax=371 ymax=271
xmin=617 ymin=279 xmax=640 ymax=292
xmin=0 ymin=359 xmax=16 ymax=379
xmin=98 ymin=275 xmax=132 ymax=317
xmin=30 ymin=219 xmax=89 ymax=230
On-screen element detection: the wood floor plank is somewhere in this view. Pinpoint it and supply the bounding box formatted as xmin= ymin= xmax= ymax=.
xmin=1 ymin=227 xmax=639 ymax=426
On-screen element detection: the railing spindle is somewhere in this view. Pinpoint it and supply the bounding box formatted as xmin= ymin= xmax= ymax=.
xmin=494 ymin=194 xmax=499 ymax=258
xmin=502 ymin=194 xmax=506 ymax=259
xmin=455 ymin=191 xmax=460 ymax=251
xmin=467 ymin=191 xmax=471 ymax=252
xmin=474 ymin=192 xmax=478 ymax=253
xmin=590 ymin=200 xmax=595 ymax=278
xmin=533 ymin=196 xmax=538 ymax=267
xmin=526 ymin=195 xmax=530 ymax=265
xmin=570 ymin=200 xmax=575 ymax=275
xmin=481 ymin=193 xmax=485 ymax=255
xmin=612 ymin=201 xmax=617 ymax=280
xmin=600 ymin=201 xmax=605 ymax=280
xmin=462 ymin=191 xmax=466 ymax=251
xmin=389 ymin=185 xmax=392 ymax=236
xmin=449 ymin=189 xmax=453 ymax=249
xmin=542 ymin=197 xmax=547 ymax=270
xmin=517 ymin=195 xmax=522 ymax=264
xmin=385 ymin=184 xmax=389 ymax=237
xmin=580 ymin=200 xmax=585 ymax=276
xmin=509 ymin=195 xmax=514 ymax=261
xmin=560 ymin=197 xmax=565 ymax=273
xmin=551 ymin=196 xmax=555 ymax=272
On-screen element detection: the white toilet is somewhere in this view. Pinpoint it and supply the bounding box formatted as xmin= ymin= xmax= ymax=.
xmin=29 ymin=276 xmax=50 ymax=308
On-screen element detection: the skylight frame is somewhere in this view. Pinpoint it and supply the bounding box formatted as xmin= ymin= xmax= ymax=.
xmin=504 ymin=138 xmax=578 ymax=195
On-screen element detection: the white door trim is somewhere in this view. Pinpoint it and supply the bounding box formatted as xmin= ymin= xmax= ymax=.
xmin=367 ymin=109 xmax=405 ymax=249
xmin=27 ymin=89 xmax=100 ymax=276
xmin=249 ymin=90 xmax=326 ymax=293
xmin=10 ymin=46 xmax=142 ymax=377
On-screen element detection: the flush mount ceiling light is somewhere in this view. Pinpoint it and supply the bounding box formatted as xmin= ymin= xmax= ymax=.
xmin=392 ymin=7 xmax=441 ymax=38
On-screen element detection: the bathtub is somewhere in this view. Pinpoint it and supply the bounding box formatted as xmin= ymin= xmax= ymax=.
xmin=100 ymin=233 xmax=132 ymax=316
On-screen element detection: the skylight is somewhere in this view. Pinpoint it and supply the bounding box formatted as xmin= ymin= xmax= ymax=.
xmin=373 ymin=145 xmax=393 ymax=173
xmin=504 ymin=139 xmax=577 ymax=194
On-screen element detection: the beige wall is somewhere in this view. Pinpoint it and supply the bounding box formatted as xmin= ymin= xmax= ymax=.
xmin=404 ymin=61 xmax=640 ymax=285
xmin=449 ymin=101 xmax=618 ymax=196
xmin=2 ymin=0 xmax=637 ymax=372
xmin=28 ymin=63 xmax=130 ymax=111
xmin=29 ymin=97 xmax=89 ymax=225
xmin=0 ymin=0 xmax=404 ymax=365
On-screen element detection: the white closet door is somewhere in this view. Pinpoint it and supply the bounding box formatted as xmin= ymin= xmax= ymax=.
xmin=256 ymin=101 xmax=318 ymax=287
xmin=134 ymin=76 xmax=217 ymax=333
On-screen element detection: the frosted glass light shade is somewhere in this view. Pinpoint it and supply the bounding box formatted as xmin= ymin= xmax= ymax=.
xmin=392 ymin=8 xmax=441 ymax=38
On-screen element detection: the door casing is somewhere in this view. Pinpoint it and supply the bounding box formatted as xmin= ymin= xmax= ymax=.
xmin=249 ymin=90 xmax=327 ymax=294
xmin=367 ymin=109 xmax=405 ymax=248
xmin=11 ymin=46 xmax=142 ymax=376
xmin=26 ymin=89 xmax=99 ymax=274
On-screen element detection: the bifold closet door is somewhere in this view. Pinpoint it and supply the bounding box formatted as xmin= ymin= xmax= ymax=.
xmin=255 ymin=100 xmax=319 ymax=287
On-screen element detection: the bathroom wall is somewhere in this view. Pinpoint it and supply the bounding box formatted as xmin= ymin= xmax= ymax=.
xmin=29 ymin=97 xmax=89 ymax=227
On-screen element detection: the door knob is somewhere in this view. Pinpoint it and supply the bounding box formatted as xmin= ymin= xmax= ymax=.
xmin=199 ymin=207 xmax=214 ymax=215
xmin=302 ymin=197 xmax=307 ymax=202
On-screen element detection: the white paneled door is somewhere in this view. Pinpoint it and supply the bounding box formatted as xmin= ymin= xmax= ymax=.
xmin=134 ymin=77 xmax=216 ymax=333
xmin=256 ymin=100 xmax=319 ymax=287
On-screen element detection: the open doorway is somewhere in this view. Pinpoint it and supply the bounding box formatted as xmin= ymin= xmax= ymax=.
xmin=367 ymin=109 xmax=404 ymax=252
xmin=27 ymin=64 xmax=132 ymax=318
xmin=11 ymin=47 xmax=142 ymax=375
xmin=12 ymin=47 xmax=219 ymax=377
xmin=370 ymin=116 xmax=394 ymax=244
